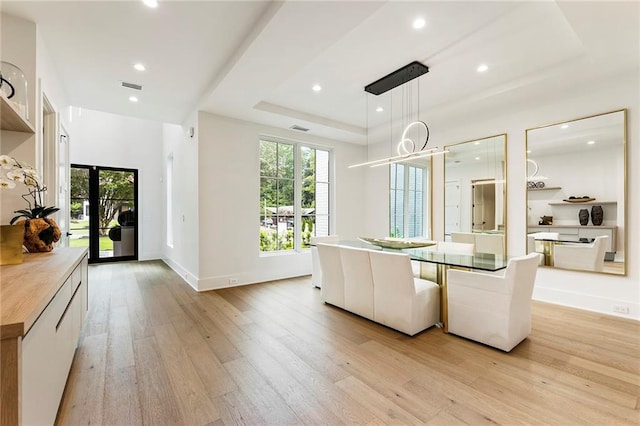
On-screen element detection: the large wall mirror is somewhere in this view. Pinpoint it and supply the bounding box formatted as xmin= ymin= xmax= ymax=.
xmin=526 ymin=109 xmax=626 ymax=276
xmin=444 ymin=134 xmax=507 ymax=255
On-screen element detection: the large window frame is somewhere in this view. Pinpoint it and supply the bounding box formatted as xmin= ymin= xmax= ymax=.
xmin=259 ymin=138 xmax=332 ymax=254
xmin=389 ymin=162 xmax=430 ymax=239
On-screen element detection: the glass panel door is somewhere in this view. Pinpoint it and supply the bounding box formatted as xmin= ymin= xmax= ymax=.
xmin=98 ymin=169 xmax=136 ymax=260
xmin=70 ymin=167 xmax=90 ymax=255
xmin=70 ymin=165 xmax=138 ymax=263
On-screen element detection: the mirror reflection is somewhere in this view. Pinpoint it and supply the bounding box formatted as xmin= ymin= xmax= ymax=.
xmin=389 ymin=159 xmax=431 ymax=239
xmin=444 ymin=134 xmax=506 ymax=256
xmin=526 ymin=109 xmax=626 ymax=275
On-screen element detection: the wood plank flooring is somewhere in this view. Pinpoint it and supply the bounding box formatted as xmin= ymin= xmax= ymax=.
xmin=56 ymin=260 xmax=640 ymax=425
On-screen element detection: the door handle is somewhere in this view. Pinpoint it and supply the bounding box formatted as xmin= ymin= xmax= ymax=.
xmin=66 ymin=232 xmax=73 ymax=236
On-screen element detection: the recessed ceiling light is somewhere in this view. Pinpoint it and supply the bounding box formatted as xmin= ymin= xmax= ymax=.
xmin=142 ymin=0 xmax=158 ymax=8
xmin=475 ymin=157 xmax=481 ymax=160
xmin=474 ymin=141 xmax=480 ymax=145
xmin=312 ymin=84 xmax=322 ymax=92
xmin=413 ymin=17 xmax=426 ymax=29
xmin=129 ymin=96 xmax=139 ymax=102
xmin=526 ymin=150 xmax=532 ymax=154
xmin=561 ymin=124 xmax=569 ymax=129
xmin=477 ymin=64 xmax=489 ymax=73
xmin=587 ymin=140 xmax=595 ymax=145
xmin=376 ymin=106 xmax=384 ymax=112
xmin=133 ymin=63 xmax=146 ymax=71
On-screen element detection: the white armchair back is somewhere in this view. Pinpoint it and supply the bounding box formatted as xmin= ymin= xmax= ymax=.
xmin=475 ymin=233 xmax=504 ymax=256
xmin=340 ymin=246 xmax=374 ymax=320
xmin=317 ymin=243 xmax=344 ymax=308
xmin=310 ymin=235 xmax=339 ymax=287
xmin=447 ymin=252 xmax=540 ymax=352
xmin=369 ymin=250 xmax=440 ymax=336
xmin=553 ymin=235 xmax=609 ymax=272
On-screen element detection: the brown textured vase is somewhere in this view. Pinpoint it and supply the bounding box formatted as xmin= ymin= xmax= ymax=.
xmin=578 ymin=208 xmax=589 ymax=226
xmin=15 ymin=218 xmax=61 ymax=252
xmin=591 ymin=205 xmax=604 ymax=226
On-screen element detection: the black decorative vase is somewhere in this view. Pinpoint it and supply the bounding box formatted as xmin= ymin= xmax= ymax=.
xmin=591 ymin=205 xmax=604 ymax=226
xmin=578 ymin=209 xmax=589 ymax=226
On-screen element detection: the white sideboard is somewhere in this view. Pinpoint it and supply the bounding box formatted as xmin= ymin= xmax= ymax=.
xmin=0 ymin=248 xmax=88 ymax=426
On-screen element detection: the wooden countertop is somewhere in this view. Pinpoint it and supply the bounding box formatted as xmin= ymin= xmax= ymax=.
xmin=0 ymin=247 xmax=88 ymax=340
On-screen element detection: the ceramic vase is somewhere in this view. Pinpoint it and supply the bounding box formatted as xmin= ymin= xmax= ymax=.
xmin=578 ymin=208 xmax=589 ymax=226
xmin=591 ymin=205 xmax=604 ymax=226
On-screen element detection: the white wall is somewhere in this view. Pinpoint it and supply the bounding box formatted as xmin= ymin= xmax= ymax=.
xmin=162 ymin=117 xmax=199 ymax=288
xmin=192 ymin=112 xmax=366 ymax=291
xmin=1 ymin=13 xmax=37 ymax=223
xmin=69 ymin=108 xmax=163 ymax=260
xmin=365 ymin=70 xmax=639 ymax=320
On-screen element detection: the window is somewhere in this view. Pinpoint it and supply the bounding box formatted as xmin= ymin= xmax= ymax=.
xmin=166 ymin=154 xmax=173 ymax=247
xmin=390 ymin=163 xmax=428 ymax=238
xmin=260 ymin=139 xmax=331 ymax=252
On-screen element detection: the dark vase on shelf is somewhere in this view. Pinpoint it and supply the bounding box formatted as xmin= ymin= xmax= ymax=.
xmin=578 ymin=209 xmax=589 ymax=226
xmin=591 ymin=205 xmax=604 ymax=226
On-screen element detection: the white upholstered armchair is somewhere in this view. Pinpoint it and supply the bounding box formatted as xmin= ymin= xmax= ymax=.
xmin=316 ymin=243 xmax=344 ymax=308
xmin=369 ymin=250 xmax=440 ymax=336
xmin=446 ymin=252 xmax=540 ymax=352
xmin=310 ymin=235 xmax=339 ymax=287
xmin=553 ymin=235 xmax=609 ymax=272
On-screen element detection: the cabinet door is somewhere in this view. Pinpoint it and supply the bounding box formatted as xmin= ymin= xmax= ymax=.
xmin=22 ymin=278 xmax=72 ymax=425
xmin=22 ymin=262 xmax=85 ymax=426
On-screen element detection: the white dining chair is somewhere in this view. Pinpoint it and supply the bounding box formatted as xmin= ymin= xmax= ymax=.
xmin=553 ymin=235 xmax=609 ymax=272
xmin=436 ymin=241 xmax=475 ymax=255
xmin=446 ymin=252 xmax=540 ymax=352
xmin=369 ymin=250 xmax=440 ymax=336
xmin=475 ymin=233 xmax=504 ymax=256
xmin=310 ymin=235 xmax=339 ymax=287
xmin=316 ymin=243 xmax=345 ymax=308
xmin=451 ymin=232 xmax=475 ymax=245
xmin=339 ymin=246 xmax=375 ymax=320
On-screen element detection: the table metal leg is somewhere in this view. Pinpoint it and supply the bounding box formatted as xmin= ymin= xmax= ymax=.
xmin=436 ymin=264 xmax=449 ymax=333
xmin=421 ymin=263 xmax=449 ymax=333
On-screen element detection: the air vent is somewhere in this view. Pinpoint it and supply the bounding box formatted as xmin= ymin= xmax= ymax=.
xmin=121 ymin=81 xmax=143 ymax=91
xmin=289 ymin=125 xmax=310 ymax=132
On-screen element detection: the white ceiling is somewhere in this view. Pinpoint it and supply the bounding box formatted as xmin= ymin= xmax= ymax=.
xmin=2 ymin=1 xmax=638 ymax=145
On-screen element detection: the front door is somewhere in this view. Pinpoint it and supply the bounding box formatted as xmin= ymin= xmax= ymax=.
xmin=69 ymin=165 xmax=138 ymax=263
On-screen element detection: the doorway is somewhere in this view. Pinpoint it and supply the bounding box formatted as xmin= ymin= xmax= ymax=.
xmin=70 ymin=165 xmax=138 ymax=263
xmin=472 ymin=180 xmax=496 ymax=232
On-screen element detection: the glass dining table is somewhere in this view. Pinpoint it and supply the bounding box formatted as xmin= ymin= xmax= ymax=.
xmin=330 ymin=240 xmax=510 ymax=332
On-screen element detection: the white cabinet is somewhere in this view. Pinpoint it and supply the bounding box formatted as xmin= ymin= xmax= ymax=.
xmin=21 ymin=254 xmax=88 ymax=425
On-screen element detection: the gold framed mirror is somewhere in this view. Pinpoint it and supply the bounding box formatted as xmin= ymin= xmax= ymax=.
xmin=444 ymin=134 xmax=507 ymax=255
xmin=525 ymin=109 xmax=626 ymax=276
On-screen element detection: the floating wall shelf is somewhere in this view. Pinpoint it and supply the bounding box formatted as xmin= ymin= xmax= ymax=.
xmin=528 ymin=186 xmax=561 ymax=191
xmin=548 ymin=201 xmax=617 ymax=206
xmin=1 ymin=93 xmax=34 ymax=133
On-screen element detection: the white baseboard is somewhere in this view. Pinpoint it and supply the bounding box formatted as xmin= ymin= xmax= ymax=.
xmin=533 ymin=286 xmax=639 ymax=321
xmin=161 ymin=257 xmax=198 ymax=291
xmin=198 ymin=270 xmax=310 ymax=292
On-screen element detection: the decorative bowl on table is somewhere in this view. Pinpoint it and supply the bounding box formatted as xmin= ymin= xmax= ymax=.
xmin=358 ymin=237 xmax=434 ymax=249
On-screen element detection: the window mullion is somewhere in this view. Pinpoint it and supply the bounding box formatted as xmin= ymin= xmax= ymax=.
xmin=294 ymin=144 xmax=302 ymax=252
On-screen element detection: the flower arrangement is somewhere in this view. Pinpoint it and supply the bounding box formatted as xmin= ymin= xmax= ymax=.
xmin=0 ymin=154 xmax=59 ymax=224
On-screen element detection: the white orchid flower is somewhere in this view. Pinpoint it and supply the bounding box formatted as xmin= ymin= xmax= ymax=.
xmin=0 ymin=155 xmax=17 ymax=169
xmin=0 ymin=177 xmax=17 ymax=189
xmin=6 ymin=170 xmax=25 ymax=182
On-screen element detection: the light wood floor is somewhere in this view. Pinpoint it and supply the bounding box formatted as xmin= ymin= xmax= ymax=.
xmin=56 ymin=260 xmax=640 ymax=425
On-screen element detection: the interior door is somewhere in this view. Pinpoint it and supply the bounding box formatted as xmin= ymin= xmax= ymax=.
xmin=445 ymin=180 xmax=461 ymax=235
xmin=472 ymin=181 xmax=496 ymax=231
